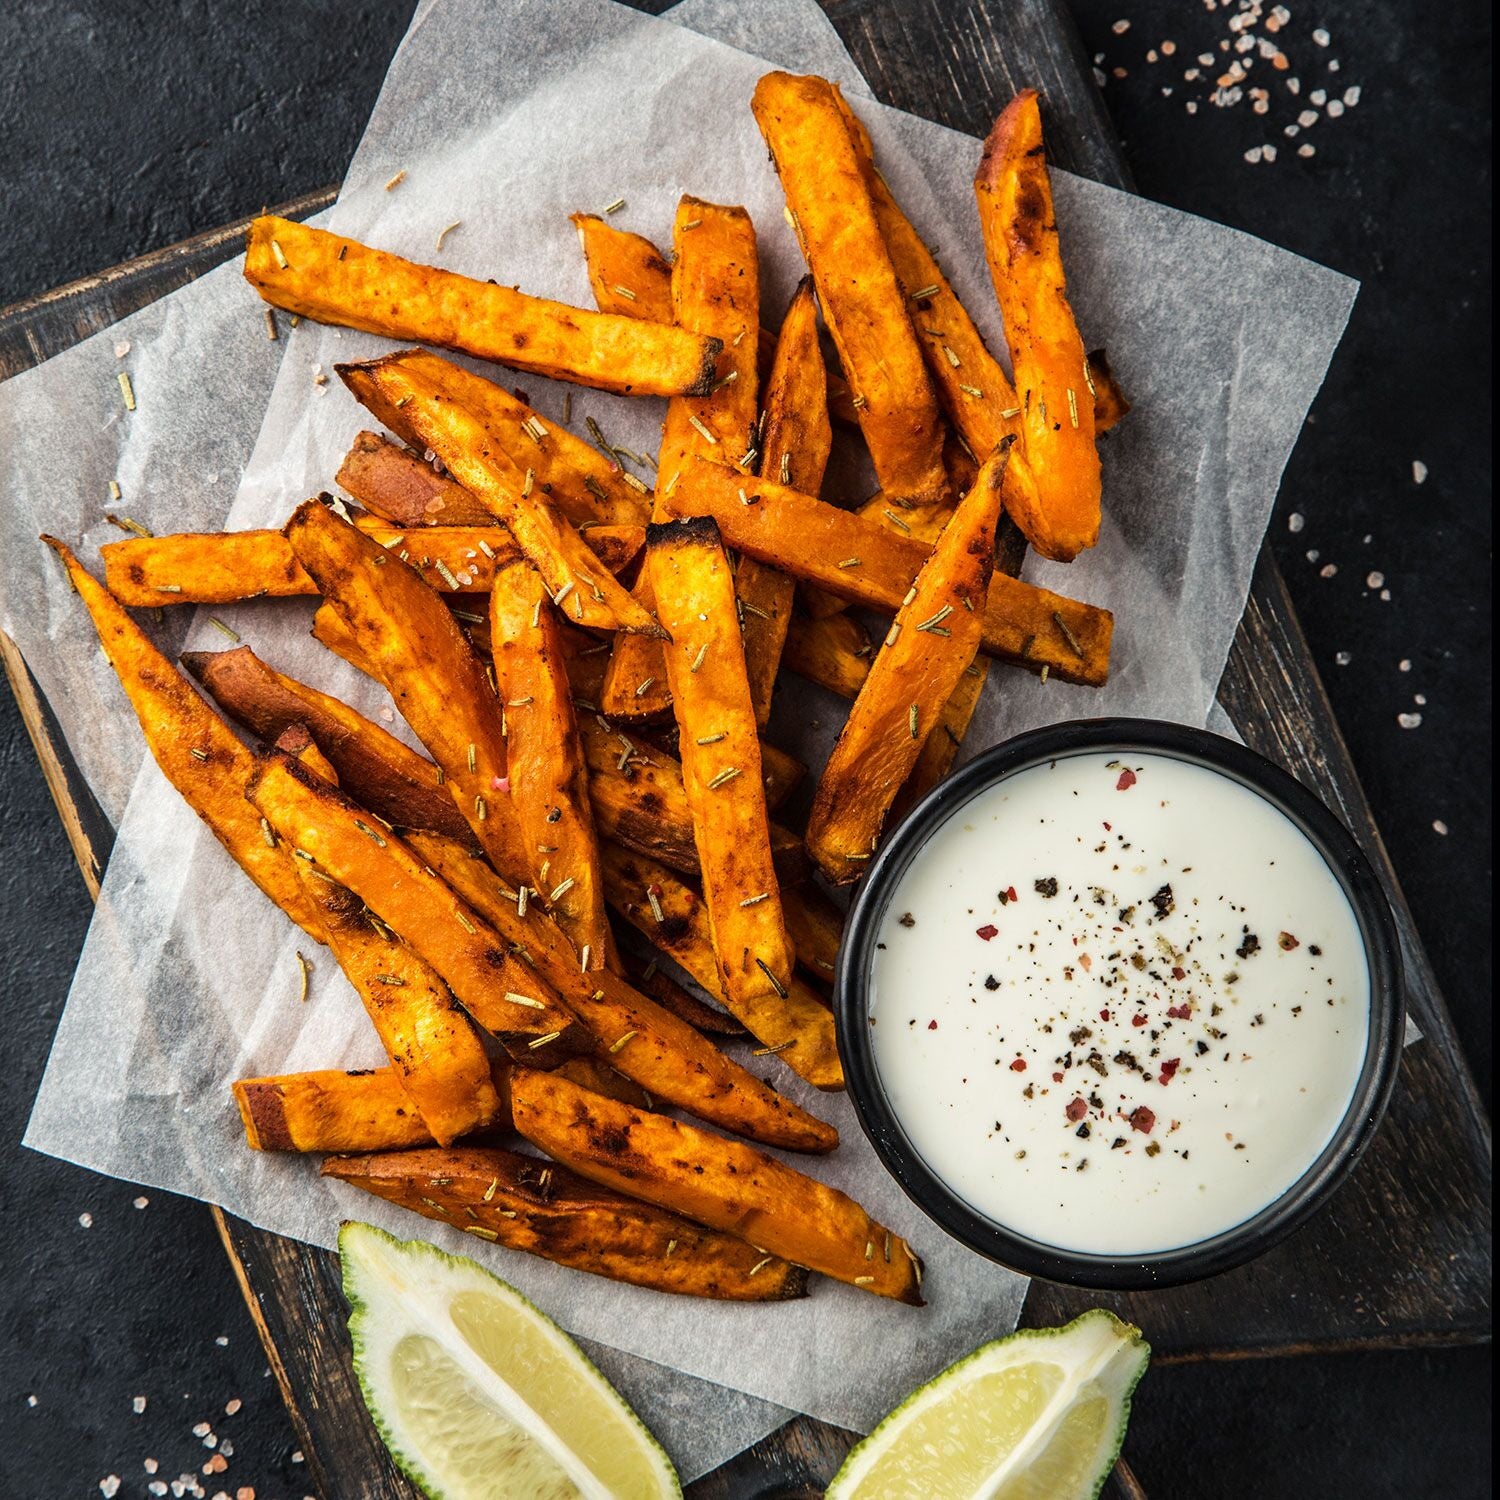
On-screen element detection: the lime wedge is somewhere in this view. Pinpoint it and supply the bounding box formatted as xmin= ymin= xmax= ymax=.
xmin=827 ymin=1309 xmax=1149 ymax=1500
xmin=338 ymin=1221 xmax=681 ymax=1500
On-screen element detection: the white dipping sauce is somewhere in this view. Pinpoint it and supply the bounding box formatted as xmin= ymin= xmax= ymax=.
xmin=869 ymin=751 xmax=1369 ymax=1255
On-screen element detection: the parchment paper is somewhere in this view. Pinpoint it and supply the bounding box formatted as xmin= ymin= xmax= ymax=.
xmin=1 ymin=0 xmax=1358 ymax=1478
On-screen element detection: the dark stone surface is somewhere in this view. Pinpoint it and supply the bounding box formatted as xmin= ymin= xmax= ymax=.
xmin=0 ymin=2 xmax=1488 ymax=1497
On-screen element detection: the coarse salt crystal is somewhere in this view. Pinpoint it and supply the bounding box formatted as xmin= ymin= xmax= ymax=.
xmin=1186 ymin=100 xmax=1199 ymax=113
xmin=1344 ymin=85 xmax=1361 ymax=106
xmin=1311 ymin=89 xmax=1328 ymax=105
xmin=100 ymin=1480 xmax=121 ymax=1498
xmin=1299 ymin=144 xmax=1316 ymax=157
xmin=1380 ymin=588 xmax=1391 ymax=601
xmin=291 ymin=1452 xmax=304 ymax=1464
xmin=1285 ymin=123 xmax=1301 ymax=137
xmin=1433 ymin=820 xmax=1449 ymax=835
xmin=1199 ymin=52 xmax=1215 ymax=65
xmin=145 ymin=1460 xmax=159 ymax=1474
xmin=219 ymin=1440 xmax=234 ymax=1458
xmin=150 ymin=1486 xmax=168 ymax=1498
xmin=1415 ymin=694 xmax=1428 ymax=706
xmin=27 ymin=1395 xmax=37 ymax=1407
xmin=79 ymin=1213 xmax=93 ymax=1228
xmin=1289 ymin=513 xmax=1305 ymax=534
xmin=1397 ymin=712 xmax=1422 ymax=729
xmin=1298 ymin=108 xmax=1319 ymax=126
xmin=1366 ymin=571 xmax=1385 ymax=588
xmin=134 ymin=1196 xmax=149 ymax=1209
xmin=133 ymin=1395 xmax=147 ymax=1414
xmin=1313 ymin=28 xmax=1331 ymax=45
xmin=1320 ymin=562 xmax=1337 ymax=577
xmin=1306 ymin=549 xmax=1321 ymax=562
xmin=1334 ymin=651 xmax=1351 ymax=666
xmin=225 ymin=1399 xmax=242 ymax=1416
xmin=1264 ymin=143 xmax=1279 ymax=160
xmin=1244 ymin=147 xmax=1264 ymax=163
xmin=193 ymin=1422 xmax=211 ymax=1437
xmin=215 ymin=1335 xmax=229 ymax=1346
xmin=1412 ymin=460 xmax=1428 ymax=483
xmin=1399 ymin=659 xmax=1412 ymax=672
xmin=1112 ymin=19 xmax=1131 ymax=33
xmin=1328 ymin=58 xmax=1341 ymax=71
xmin=1147 ymin=48 xmax=1158 ymax=62
xmin=1327 ymin=99 xmax=1345 ymax=117
xmin=1162 ymin=40 xmax=1177 ymax=55
xmin=1287 ymin=77 xmax=1301 ymax=94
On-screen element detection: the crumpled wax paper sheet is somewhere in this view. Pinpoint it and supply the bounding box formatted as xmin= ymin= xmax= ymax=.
xmin=1 ymin=0 xmax=1359 ymax=1475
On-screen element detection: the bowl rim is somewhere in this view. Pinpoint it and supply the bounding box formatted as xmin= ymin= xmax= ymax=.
xmin=834 ymin=716 xmax=1405 ymax=1290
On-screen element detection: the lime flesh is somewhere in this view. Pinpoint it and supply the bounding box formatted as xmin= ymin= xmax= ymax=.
xmin=339 ymin=1221 xmax=681 ymax=1500
xmin=827 ymin=1309 xmax=1149 ymax=1500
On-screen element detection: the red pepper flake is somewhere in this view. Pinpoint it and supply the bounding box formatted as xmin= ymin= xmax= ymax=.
xmin=1171 ymin=966 xmax=1186 ymax=980
xmin=1129 ymin=1105 xmax=1156 ymax=1134
xmin=1005 ymin=886 xmax=1018 ymax=903
xmin=1167 ymin=1004 xmax=1192 ymax=1020
xmin=1131 ymin=1013 xmax=1148 ymax=1027
xmin=1099 ymin=1008 xmax=1111 ymax=1021
xmin=1102 ymin=821 xmax=1112 ymax=831
xmin=1009 ymin=1058 xmax=1027 ymax=1072
xmin=1278 ymin=931 xmax=1300 ymax=950
xmin=927 ymin=1019 xmax=938 ymax=1030
xmin=1052 ymin=1071 xmax=1065 ymax=1083
xmin=1159 ymin=1058 xmax=1181 ymax=1085
xmin=975 ymin=923 xmax=999 ymax=941
xmin=1116 ymin=768 xmax=1137 ymax=791
xmin=1065 ymin=1096 xmax=1089 ymax=1122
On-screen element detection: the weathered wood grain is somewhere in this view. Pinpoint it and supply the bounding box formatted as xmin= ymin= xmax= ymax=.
xmin=1 ymin=2 xmax=1488 ymax=1495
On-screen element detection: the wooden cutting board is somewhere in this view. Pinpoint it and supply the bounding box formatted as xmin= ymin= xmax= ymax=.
xmin=1 ymin=1 xmax=1488 ymax=1494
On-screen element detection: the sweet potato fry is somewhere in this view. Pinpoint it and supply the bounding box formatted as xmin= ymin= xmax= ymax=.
xmin=648 ymin=518 xmax=798 ymax=1013
xmin=248 ymin=754 xmax=581 ymax=1057
xmin=41 ymin=538 xmax=323 ymax=937
xmin=284 ymin=498 xmax=526 ymax=877
xmin=490 ymin=558 xmax=610 ymax=969
xmin=340 ymin=353 xmax=650 ymax=529
xmin=600 ymin=197 xmax=760 ymax=721
xmin=600 ymin=841 xmax=841 ymax=1090
xmin=509 ymin=1070 xmax=922 ymax=1303
xmin=337 ymin=355 xmax=659 ymax=635
xmin=808 ymin=451 xmax=1007 ymax=882
xmin=571 ymin=213 xmax=674 ymax=322
xmin=781 ymin=884 xmax=844 ymax=986
xmin=618 ymin=948 xmax=746 ymax=1038
xmin=101 ymin=528 xmax=314 ymax=605
xmin=660 ymin=457 xmax=1113 ymax=686
xmin=740 ymin=278 xmax=831 ymax=726
xmin=184 ymin=646 xmax=474 ymax=844
xmin=235 ymin=1066 xmax=458 ymax=1153
xmin=781 ymin=610 xmax=872 ymax=700
xmin=408 ymin=829 xmax=837 ymax=1152
xmin=234 ymin=1055 xmax=650 ymax=1154
xmin=273 ymin=727 xmax=500 ymax=1146
xmin=244 ymin=216 xmax=720 ymax=397
xmin=324 ymin=1146 xmax=807 ymax=1301
xmin=751 ymin=72 xmax=947 ymax=511
xmin=337 ymin=430 xmax=494 ymax=527
xmin=101 ymin=517 xmax=637 ymax=606
xmin=976 ymin=91 xmax=1102 ymax=561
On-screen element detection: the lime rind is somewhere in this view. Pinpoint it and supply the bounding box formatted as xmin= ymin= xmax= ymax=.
xmin=338 ymin=1220 xmax=681 ymax=1500
xmin=826 ymin=1308 xmax=1149 ymax=1500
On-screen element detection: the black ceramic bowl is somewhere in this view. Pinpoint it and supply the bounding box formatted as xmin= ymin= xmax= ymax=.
xmin=835 ymin=718 xmax=1405 ymax=1290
